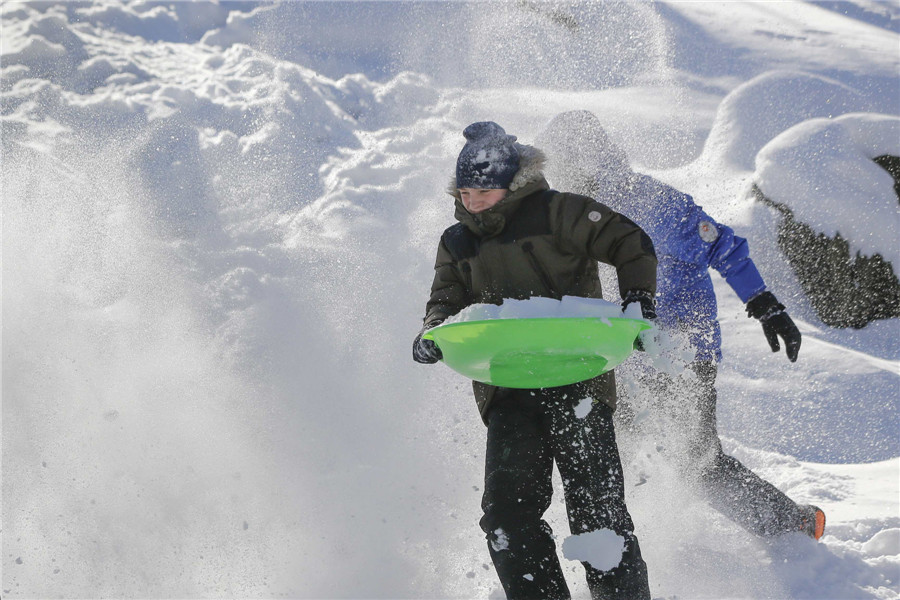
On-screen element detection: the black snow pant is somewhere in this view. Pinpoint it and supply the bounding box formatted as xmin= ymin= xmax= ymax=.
xmin=627 ymin=360 xmax=808 ymax=536
xmin=480 ymin=384 xmax=651 ymax=600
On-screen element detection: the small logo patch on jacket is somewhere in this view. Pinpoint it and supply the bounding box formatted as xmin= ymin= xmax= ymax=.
xmin=698 ymin=220 xmax=719 ymax=242
xmin=588 ymin=211 xmax=603 ymax=222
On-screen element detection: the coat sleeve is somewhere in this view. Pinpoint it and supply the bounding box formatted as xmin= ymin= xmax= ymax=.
xmin=553 ymin=193 xmax=658 ymax=298
xmin=423 ymin=236 xmax=470 ymax=327
xmin=673 ymin=197 xmax=767 ymax=303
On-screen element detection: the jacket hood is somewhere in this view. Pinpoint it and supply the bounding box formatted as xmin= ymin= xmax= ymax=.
xmin=536 ymin=110 xmax=634 ymax=200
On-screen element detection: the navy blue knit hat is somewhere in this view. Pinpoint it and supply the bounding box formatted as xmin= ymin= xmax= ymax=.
xmin=455 ymin=122 xmax=520 ymax=189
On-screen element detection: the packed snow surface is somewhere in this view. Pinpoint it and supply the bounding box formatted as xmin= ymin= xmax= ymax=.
xmin=3 ymin=1 xmax=899 ymax=599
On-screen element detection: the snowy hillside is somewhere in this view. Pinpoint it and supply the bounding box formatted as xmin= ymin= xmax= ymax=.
xmin=2 ymin=1 xmax=898 ymax=599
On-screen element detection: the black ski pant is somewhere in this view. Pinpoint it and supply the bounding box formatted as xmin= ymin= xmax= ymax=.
xmin=480 ymin=384 xmax=650 ymax=600
xmin=627 ymin=360 xmax=808 ymax=536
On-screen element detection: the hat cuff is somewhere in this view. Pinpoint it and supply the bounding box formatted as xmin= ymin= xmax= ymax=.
xmin=456 ymin=177 xmax=511 ymax=190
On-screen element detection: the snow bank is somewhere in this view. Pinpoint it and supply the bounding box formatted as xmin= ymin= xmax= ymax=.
xmin=198 ymin=2 xmax=670 ymax=90
xmin=755 ymin=112 xmax=900 ymax=266
xmin=701 ymin=70 xmax=876 ymax=170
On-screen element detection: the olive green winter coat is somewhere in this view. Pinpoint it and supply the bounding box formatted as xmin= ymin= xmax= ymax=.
xmin=423 ymin=145 xmax=657 ymax=421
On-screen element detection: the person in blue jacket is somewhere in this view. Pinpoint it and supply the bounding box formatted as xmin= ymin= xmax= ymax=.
xmin=537 ymin=110 xmax=825 ymax=541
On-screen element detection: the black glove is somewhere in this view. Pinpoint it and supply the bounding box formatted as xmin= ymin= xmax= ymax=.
xmin=412 ymin=326 xmax=443 ymax=364
xmin=622 ymin=290 xmax=657 ymax=351
xmin=622 ymin=289 xmax=657 ymax=320
xmin=746 ymin=291 xmax=801 ymax=362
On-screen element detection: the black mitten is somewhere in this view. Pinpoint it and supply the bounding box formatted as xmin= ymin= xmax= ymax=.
xmin=746 ymin=291 xmax=801 ymax=362
xmin=412 ymin=326 xmax=443 ymax=364
xmin=622 ymin=290 xmax=657 ymax=351
xmin=622 ymin=289 xmax=657 ymax=320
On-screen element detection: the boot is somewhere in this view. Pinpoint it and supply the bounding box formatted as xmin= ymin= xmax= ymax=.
xmin=583 ymin=535 xmax=651 ymax=600
xmin=800 ymin=505 xmax=826 ymax=540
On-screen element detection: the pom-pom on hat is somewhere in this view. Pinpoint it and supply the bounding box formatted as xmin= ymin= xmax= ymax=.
xmin=455 ymin=122 xmax=520 ymax=190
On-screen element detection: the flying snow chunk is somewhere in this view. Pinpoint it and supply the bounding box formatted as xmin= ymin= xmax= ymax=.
xmin=562 ymin=529 xmax=625 ymax=572
xmin=491 ymin=528 xmax=510 ymax=552
xmin=574 ymin=397 xmax=594 ymax=419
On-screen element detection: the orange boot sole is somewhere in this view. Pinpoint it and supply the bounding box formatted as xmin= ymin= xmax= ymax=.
xmin=813 ymin=508 xmax=826 ymax=540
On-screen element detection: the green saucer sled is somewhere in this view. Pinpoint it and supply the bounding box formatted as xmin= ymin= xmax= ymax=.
xmin=423 ymin=317 xmax=651 ymax=389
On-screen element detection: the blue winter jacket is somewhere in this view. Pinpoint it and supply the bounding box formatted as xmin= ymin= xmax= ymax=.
xmin=614 ymin=174 xmax=767 ymax=362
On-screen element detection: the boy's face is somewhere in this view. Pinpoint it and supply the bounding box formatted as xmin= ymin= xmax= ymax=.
xmin=459 ymin=188 xmax=507 ymax=214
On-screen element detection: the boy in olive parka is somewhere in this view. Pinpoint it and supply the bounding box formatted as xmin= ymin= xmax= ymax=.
xmin=413 ymin=122 xmax=657 ymax=600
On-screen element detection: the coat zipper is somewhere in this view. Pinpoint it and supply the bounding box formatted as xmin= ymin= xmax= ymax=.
xmin=521 ymin=241 xmax=562 ymax=299
xmin=460 ymin=261 xmax=474 ymax=293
